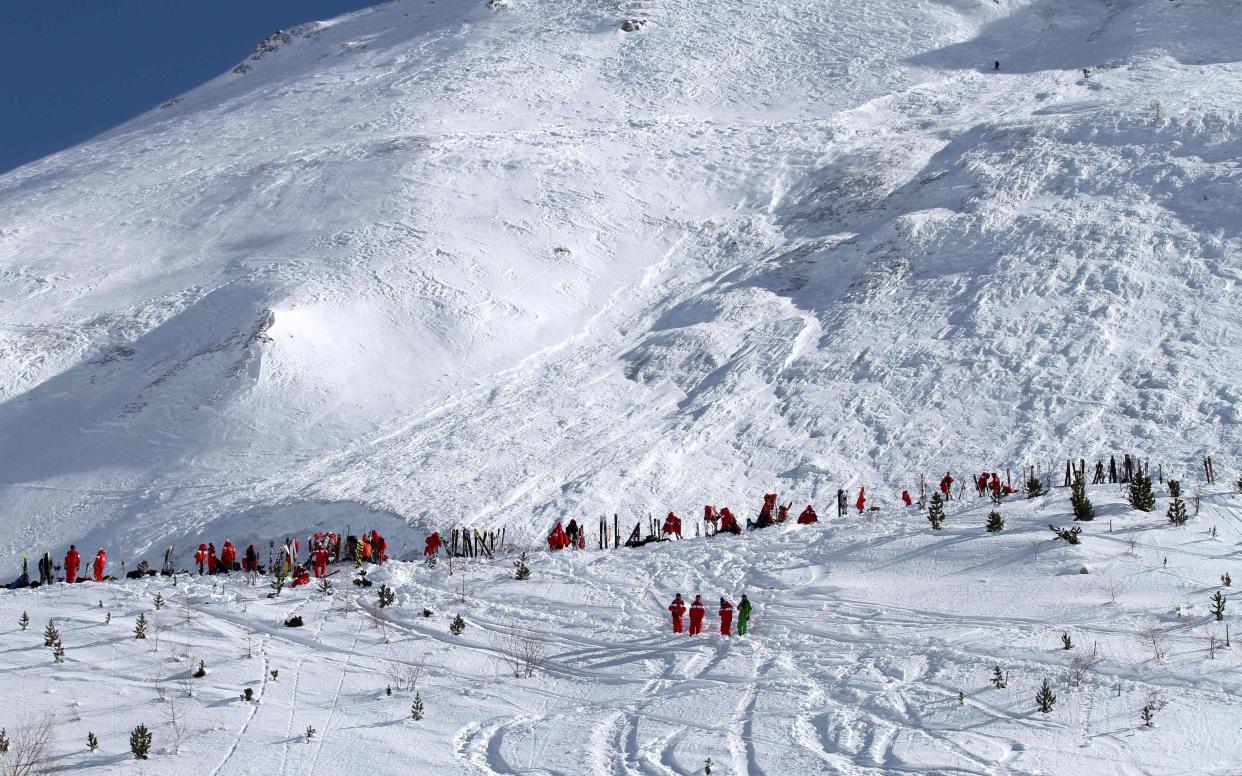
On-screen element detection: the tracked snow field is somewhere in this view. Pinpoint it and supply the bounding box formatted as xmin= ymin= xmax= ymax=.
xmin=4 ymin=487 xmax=1242 ymax=774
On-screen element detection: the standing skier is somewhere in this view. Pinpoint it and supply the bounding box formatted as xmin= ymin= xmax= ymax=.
xmin=668 ymin=594 xmax=687 ymax=634
xmin=424 ymin=532 xmax=443 ymax=558
xmin=195 ymin=544 xmax=208 ymax=575
xmin=939 ymin=472 xmax=954 ymax=499
xmin=220 ymin=541 xmax=237 ymax=574
xmin=38 ymin=552 xmax=54 ymax=586
xmin=855 ymin=488 xmax=866 ymax=514
xmin=92 ymin=549 xmax=107 ymax=582
xmin=688 ymin=595 xmax=706 ymax=635
xmin=703 ymin=505 xmax=719 ymax=535
xmin=244 ymin=544 xmax=259 ymax=575
xmin=312 ymin=543 xmax=330 ymax=578
xmin=719 ymin=597 xmax=734 ymax=636
xmin=64 ymin=545 xmax=80 ymax=583
xmin=736 ymin=595 xmax=752 ymax=635
xmin=661 ymin=512 xmax=682 ymax=539
xmin=836 ymin=489 xmax=847 ymax=517
xmin=206 ymin=544 xmax=219 ymax=575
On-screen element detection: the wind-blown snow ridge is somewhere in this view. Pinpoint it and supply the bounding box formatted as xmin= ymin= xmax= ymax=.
xmin=0 ymin=0 xmax=1240 ymax=560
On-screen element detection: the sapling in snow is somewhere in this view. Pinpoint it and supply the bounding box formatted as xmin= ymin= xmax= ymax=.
xmin=1222 ymin=573 xmax=1232 ymax=588
xmin=134 ymin=613 xmax=148 ymax=640
xmin=305 ymin=725 xmax=316 ymax=742
xmin=1167 ymin=494 xmax=1188 ymax=526
xmin=985 ymin=511 xmax=1004 ymax=533
xmin=1061 ymin=632 xmax=1073 ymax=650
xmin=1128 ymin=470 xmax=1155 ymax=512
xmin=1140 ymin=704 xmax=1155 ymax=727
xmin=19 ymin=611 xmax=29 ymax=630
xmin=1211 ymin=591 xmax=1226 ymax=621
xmin=43 ymin=620 xmax=60 ymax=647
xmin=450 ymin=614 xmax=466 ymax=635
xmin=1036 ymin=678 xmax=1056 ymax=713
xmin=87 ymin=731 xmax=99 ymax=752
xmin=411 ymin=693 xmax=425 ymax=721
xmin=193 ymin=660 xmax=207 ymax=678
xmin=0 ymin=727 xmax=8 ymax=753
xmin=990 ymin=665 xmax=1007 ymax=689
xmin=1049 ymin=525 xmax=1082 ymax=545
xmin=378 ymin=584 xmax=396 ymax=608
xmin=129 ymin=724 xmax=152 ymax=760
xmin=1025 ymin=473 xmax=1046 ymax=499
xmin=1070 ymin=475 xmax=1094 ymax=521
xmin=153 ymin=593 xmax=164 ymax=610
xmin=927 ymin=493 xmax=945 ymax=529
xmin=514 ymin=552 xmax=531 ymax=580
xmin=318 ymin=577 xmax=333 ymax=595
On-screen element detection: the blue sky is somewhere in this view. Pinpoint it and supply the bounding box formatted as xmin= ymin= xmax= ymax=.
xmin=0 ymin=0 xmax=380 ymax=174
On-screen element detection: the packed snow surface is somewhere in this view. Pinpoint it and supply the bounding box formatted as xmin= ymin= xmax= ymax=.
xmin=1 ymin=0 xmax=1242 ymax=771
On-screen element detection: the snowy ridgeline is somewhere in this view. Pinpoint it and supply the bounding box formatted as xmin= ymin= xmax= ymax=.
xmin=2 ymin=482 xmax=1242 ymax=774
xmin=0 ymin=0 xmax=1241 ymax=564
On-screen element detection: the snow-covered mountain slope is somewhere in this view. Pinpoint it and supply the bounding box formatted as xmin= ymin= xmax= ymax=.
xmin=1 ymin=0 xmax=1241 ymax=561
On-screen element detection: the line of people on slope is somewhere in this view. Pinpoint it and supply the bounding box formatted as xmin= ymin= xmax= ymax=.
xmin=667 ymin=594 xmax=753 ymax=636
xmin=10 ymin=529 xmax=390 ymax=590
xmin=21 ymin=546 xmax=110 ymax=586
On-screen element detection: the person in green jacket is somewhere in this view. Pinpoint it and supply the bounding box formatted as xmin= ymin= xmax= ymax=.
xmin=737 ymin=595 xmax=752 ymax=635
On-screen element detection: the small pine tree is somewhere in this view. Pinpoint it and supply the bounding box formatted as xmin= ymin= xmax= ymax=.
xmin=1140 ymin=704 xmax=1155 ymax=727
xmin=305 ymin=725 xmax=316 ymax=742
xmin=450 ymin=614 xmax=466 ymax=635
xmin=927 ymin=493 xmax=945 ymax=529
xmin=318 ymin=577 xmax=333 ymax=595
xmin=378 ymin=585 xmax=396 ymax=608
xmin=1025 ymin=473 xmax=1046 ymax=499
xmin=1061 ymin=632 xmax=1073 ymax=650
xmin=1049 ymin=525 xmax=1082 ymax=545
xmin=1128 ymin=469 xmax=1155 ymax=512
xmin=985 ymin=511 xmax=1004 ymax=533
xmin=514 ymin=552 xmax=531 ymax=580
xmin=19 ymin=611 xmax=29 ymax=631
xmin=134 ymin=613 xmax=148 ymax=640
xmin=1222 ymin=573 xmax=1232 ymax=588
xmin=153 ymin=593 xmax=164 ymax=611
xmin=1070 ymin=475 xmax=1095 ymax=521
xmin=1167 ymin=496 xmax=1188 ymax=526
xmin=1168 ymin=480 xmax=1181 ymax=498
xmin=241 ymin=688 xmax=255 ymax=702
xmin=1211 ymin=590 xmax=1227 ymax=621
xmin=87 ymin=731 xmax=99 ymax=752
xmin=271 ymin=670 xmax=279 ymax=681
xmin=193 ymin=660 xmax=207 ymax=678
xmin=1035 ymin=678 xmax=1056 ymax=713
xmin=0 ymin=728 xmax=9 ymax=753
xmin=44 ymin=620 xmax=60 ymax=647
xmin=105 ymin=612 xmax=111 ymax=624
xmin=53 ymin=642 xmax=66 ymax=664
xmin=1235 ymin=473 xmax=1242 ymax=494
xmin=990 ymin=665 xmax=1006 ymax=689
xmin=411 ymin=693 xmax=424 ymax=721
xmin=129 ymin=724 xmax=153 ymax=760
